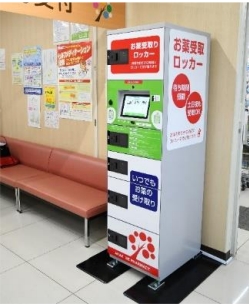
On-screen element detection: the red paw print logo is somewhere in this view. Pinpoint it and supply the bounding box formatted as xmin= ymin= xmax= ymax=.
xmin=129 ymin=231 xmax=156 ymax=260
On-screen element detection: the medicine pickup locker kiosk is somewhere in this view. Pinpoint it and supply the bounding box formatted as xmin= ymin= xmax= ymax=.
xmin=106 ymin=23 xmax=210 ymax=286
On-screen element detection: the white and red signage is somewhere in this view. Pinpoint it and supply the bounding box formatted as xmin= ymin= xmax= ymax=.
xmin=108 ymin=217 xmax=159 ymax=277
xmin=167 ymin=29 xmax=208 ymax=150
xmin=111 ymin=35 xmax=160 ymax=74
xmin=107 ymin=28 xmax=164 ymax=80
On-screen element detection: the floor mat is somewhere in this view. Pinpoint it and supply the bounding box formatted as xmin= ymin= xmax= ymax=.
xmin=76 ymin=249 xmax=130 ymax=283
xmin=124 ymin=253 xmax=221 ymax=304
xmin=239 ymin=206 xmax=249 ymax=231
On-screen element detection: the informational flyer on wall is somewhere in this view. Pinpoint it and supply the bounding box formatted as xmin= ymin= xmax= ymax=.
xmin=57 ymin=41 xmax=92 ymax=121
xmin=42 ymin=49 xmax=57 ymax=85
xmin=23 ymin=46 xmax=42 ymax=95
xmin=44 ymin=111 xmax=59 ymax=129
xmin=11 ymin=53 xmax=23 ymax=85
xmin=167 ymin=29 xmax=208 ymax=150
xmin=53 ymin=20 xmax=70 ymax=44
xmin=27 ymin=95 xmax=41 ymax=128
xmin=44 ymin=86 xmax=56 ymax=109
xmin=0 ymin=49 xmax=6 ymax=70
xmin=70 ymin=23 xmax=89 ymax=41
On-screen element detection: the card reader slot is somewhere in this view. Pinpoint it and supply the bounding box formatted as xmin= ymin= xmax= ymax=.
xmin=108 ymin=229 xmax=127 ymax=249
xmin=107 ymin=131 xmax=129 ymax=148
xmin=108 ymin=190 xmax=128 ymax=209
xmin=107 ymin=49 xmax=129 ymax=65
xmin=108 ymin=157 xmax=128 ymax=175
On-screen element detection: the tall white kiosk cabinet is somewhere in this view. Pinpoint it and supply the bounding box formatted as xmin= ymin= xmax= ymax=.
xmin=106 ymin=23 xmax=210 ymax=283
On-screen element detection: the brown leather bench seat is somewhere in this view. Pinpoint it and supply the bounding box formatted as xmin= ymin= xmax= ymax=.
xmin=0 ymin=136 xmax=107 ymax=247
xmin=17 ymin=175 xmax=107 ymax=219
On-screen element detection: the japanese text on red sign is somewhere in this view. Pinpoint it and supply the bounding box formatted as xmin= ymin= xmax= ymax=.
xmin=130 ymin=39 xmax=159 ymax=70
xmin=57 ymin=43 xmax=91 ymax=67
xmin=111 ymin=36 xmax=160 ymax=74
xmin=187 ymin=100 xmax=202 ymax=117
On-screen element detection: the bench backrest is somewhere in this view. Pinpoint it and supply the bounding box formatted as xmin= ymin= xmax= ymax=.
xmin=3 ymin=137 xmax=52 ymax=172
xmin=48 ymin=148 xmax=107 ymax=192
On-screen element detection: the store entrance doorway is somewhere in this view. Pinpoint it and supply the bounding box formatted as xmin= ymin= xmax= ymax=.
xmin=230 ymin=3 xmax=249 ymax=256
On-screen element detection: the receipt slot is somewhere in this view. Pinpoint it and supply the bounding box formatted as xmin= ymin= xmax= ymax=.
xmin=106 ymin=23 xmax=210 ymax=282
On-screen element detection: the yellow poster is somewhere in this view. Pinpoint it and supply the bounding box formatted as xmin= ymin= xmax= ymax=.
xmin=44 ymin=86 xmax=56 ymax=109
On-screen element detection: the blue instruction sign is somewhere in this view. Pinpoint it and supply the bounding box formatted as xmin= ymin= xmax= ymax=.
xmin=130 ymin=171 xmax=158 ymax=212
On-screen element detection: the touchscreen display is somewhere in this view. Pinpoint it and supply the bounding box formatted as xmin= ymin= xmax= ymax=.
xmin=120 ymin=94 xmax=150 ymax=119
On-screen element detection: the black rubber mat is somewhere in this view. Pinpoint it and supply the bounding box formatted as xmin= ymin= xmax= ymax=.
xmin=239 ymin=206 xmax=249 ymax=231
xmin=124 ymin=253 xmax=221 ymax=304
xmin=76 ymin=249 xmax=130 ymax=283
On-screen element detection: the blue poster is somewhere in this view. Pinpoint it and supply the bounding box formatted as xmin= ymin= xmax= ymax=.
xmin=130 ymin=171 xmax=158 ymax=212
xmin=23 ymin=46 xmax=42 ymax=95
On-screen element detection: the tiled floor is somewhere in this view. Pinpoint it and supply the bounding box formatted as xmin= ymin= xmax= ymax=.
xmin=0 ymin=184 xmax=249 ymax=304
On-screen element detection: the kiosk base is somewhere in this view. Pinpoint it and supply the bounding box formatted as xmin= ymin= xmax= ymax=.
xmin=124 ymin=254 xmax=221 ymax=304
xmin=76 ymin=250 xmax=130 ymax=283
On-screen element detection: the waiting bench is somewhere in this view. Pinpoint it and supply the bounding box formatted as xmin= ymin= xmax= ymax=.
xmin=0 ymin=136 xmax=107 ymax=247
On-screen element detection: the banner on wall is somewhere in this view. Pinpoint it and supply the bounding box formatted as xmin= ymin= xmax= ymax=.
xmin=23 ymin=46 xmax=42 ymax=95
xmin=57 ymin=41 xmax=93 ymax=121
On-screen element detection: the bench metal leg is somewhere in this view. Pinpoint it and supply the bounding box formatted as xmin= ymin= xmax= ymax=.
xmin=15 ymin=187 xmax=22 ymax=213
xmin=84 ymin=218 xmax=90 ymax=248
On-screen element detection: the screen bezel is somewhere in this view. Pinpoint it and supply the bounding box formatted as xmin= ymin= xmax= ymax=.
xmin=120 ymin=94 xmax=150 ymax=119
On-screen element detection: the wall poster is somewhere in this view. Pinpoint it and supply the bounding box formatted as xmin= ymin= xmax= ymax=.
xmin=11 ymin=53 xmax=23 ymax=85
xmin=0 ymin=48 xmax=6 ymax=70
xmin=70 ymin=23 xmax=89 ymax=41
xmin=57 ymin=41 xmax=93 ymax=121
xmin=27 ymin=95 xmax=41 ymax=128
xmin=44 ymin=86 xmax=56 ymax=109
xmin=23 ymin=45 xmax=42 ymax=95
xmin=42 ymin=49 xmax=57 ymax=85
xmin=53 ymin=20 xmax=70 ymax=44
xmin=44 ymin=111 xmax=59 ymax=129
